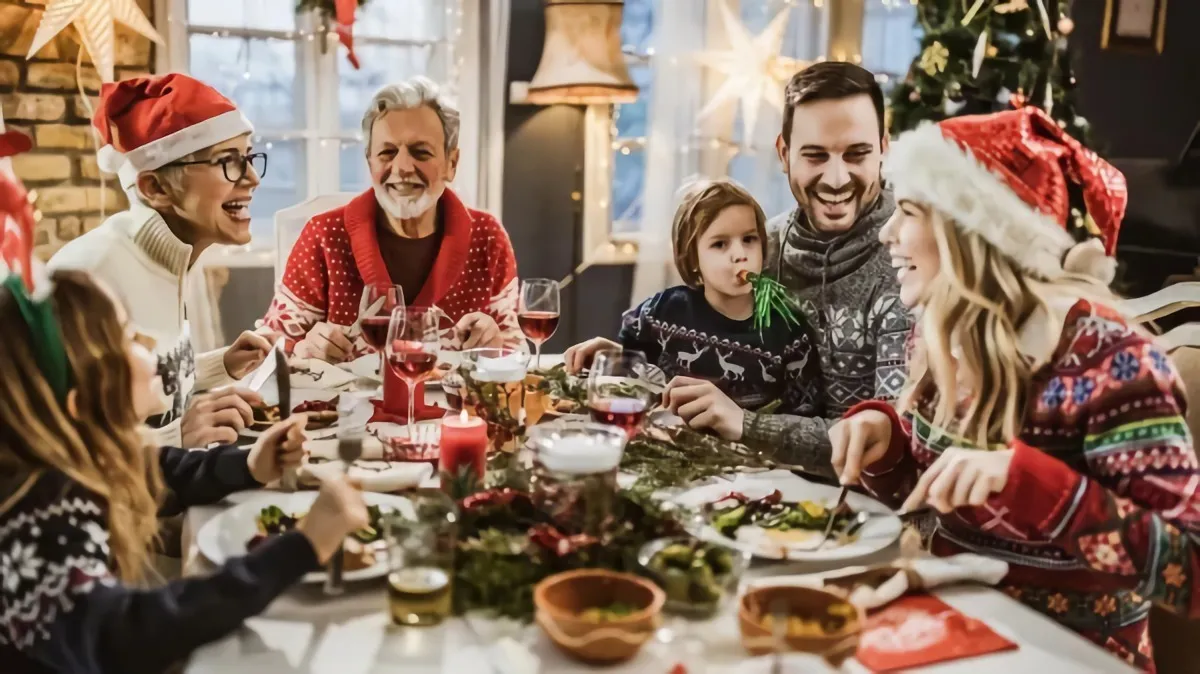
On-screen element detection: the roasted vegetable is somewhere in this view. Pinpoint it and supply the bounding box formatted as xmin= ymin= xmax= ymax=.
xmin=708 ymin=491 xmax=853 ymax=539
xmin=645 ymin=539 xmax=739 ymax=616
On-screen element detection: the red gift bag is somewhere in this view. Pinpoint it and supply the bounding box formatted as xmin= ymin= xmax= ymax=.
xmin=857 ymin=595 xmax=1017 ymax=672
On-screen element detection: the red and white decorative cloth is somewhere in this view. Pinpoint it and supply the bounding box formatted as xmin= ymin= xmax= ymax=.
xmin=262 ymin=187 xmax=521 ymax=355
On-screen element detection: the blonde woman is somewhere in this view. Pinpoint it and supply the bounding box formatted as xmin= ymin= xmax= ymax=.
xmin=0 ymin=264 xmax=368 ymax=673
xmin=831 ymin=107 xmax=1199 ymax=670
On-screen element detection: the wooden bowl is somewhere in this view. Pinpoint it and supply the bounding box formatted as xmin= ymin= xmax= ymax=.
xmin=738 ymin=585 xmax=862 ymax=665
xmin=534 ymin=569 xmax=665 ymax=664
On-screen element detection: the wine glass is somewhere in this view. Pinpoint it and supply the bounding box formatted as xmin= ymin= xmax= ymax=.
xmin=518 ymin=278 xmax=560 ymax=371
xmin=386 ymin=307 xmax=441 ymax=439
xmin=587 ymin=349 xmax=653 ymax=438
xmin=360 ymin=284 xmax=404 ymax=375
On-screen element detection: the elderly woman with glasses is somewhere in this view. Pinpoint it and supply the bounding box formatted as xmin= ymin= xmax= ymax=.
xmin=50 ymin=74 xmax=276 ymax=449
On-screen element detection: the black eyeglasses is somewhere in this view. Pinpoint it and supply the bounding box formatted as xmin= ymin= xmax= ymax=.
xmin=167 ymin=152 xmax=268 ymax=183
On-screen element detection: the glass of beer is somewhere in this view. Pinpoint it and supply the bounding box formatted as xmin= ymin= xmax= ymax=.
xmin=383 ymin=489 xmax=458 ymax=626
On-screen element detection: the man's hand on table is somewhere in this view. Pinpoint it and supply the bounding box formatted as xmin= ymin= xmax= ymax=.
xmin=246 ymin=414 xmax=308 ymax=484
xmin=181 ymin=387 xmax=262 ymax=447
xmin=294 ymin=322 xmax=355 ymax=363
xmin=298 ymin=476 xmax=370 ymax=564
xmin=456 ymin=312 xmax=502 ymax=349
xmin=662 ymin=376 xmax=745 ymax=441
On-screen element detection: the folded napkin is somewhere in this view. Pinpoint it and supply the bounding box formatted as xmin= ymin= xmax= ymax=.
xmin=298 ymin=460 xmax=433 ymax=493
xmin=369 ymin=397 xmax=447 ymax=424
xmin=749 ymin=553 xmax=1009 ymax=612
xmin=290 ymin=358 xmax=360 ymax=390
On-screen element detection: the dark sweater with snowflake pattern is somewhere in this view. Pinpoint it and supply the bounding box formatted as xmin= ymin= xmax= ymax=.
xmin=619 ymin=285 xmax=822 ymax=416
xmin=0 ymin=445 xmax=319 ymax=674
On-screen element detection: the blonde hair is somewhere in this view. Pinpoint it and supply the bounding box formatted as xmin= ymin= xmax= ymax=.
xmin=0 ymin=270 xmax=161 ymax=582
xmin=671 ymin=178 xmax=767 ymax=288
xmin=899 ymin=203 xmax=1120 ymax=447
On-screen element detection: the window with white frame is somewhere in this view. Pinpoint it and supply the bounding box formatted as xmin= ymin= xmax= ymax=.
xmin=861 ymin=0 xmax=921 ymax=95
xmin=609 ymin=0 xmax=655 ymax=238
xmin=159 ymin=0 xmax=471 ymax=243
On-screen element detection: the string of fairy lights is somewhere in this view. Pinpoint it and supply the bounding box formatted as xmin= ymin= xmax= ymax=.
xmin=162 ymin=0 xmax=466 ymax=153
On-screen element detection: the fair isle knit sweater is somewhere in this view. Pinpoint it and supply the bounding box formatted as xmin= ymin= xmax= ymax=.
xmin=48 ymin=202 xmax=233 ymax=447
xmin=262 ymin=188 xmax=521 ymax=354
xmin=742 ymin=189 xmax=913 ymax=476
xmin=853 ymin=300 xmax=1200 ymax=672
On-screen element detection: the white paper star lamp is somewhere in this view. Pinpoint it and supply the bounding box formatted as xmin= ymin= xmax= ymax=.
xmin=695 ymin=0 xmax=807 ymax=139
xmin=26 ymin=0 xmax=164 ymax=83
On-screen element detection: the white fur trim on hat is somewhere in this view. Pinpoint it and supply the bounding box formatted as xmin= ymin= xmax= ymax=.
xmin=104 ymin=109 xmax=253 ymax=190
xmin=883 ymin=122 xmax=1076 ymax=280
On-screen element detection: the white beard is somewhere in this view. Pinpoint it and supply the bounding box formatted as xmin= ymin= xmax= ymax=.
xmin=374 ymin=182 xmax=444 ymax=221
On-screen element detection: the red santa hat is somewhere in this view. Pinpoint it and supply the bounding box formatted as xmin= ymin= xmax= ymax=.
xmin=883 ymin=106 xmax=1127 ymax=284
xmin=93 ymin=73 xmax=253 ymax=191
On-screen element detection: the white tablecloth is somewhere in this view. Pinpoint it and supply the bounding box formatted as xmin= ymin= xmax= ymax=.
xmin=182 ymin=354 xmax=1135 ymax=674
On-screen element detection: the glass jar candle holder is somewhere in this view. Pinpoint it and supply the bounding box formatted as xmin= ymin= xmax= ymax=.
xmin=458 ymin=348 xmax=531 ymax=456
xmin=527 ymin=420 xmax=628 ymax=536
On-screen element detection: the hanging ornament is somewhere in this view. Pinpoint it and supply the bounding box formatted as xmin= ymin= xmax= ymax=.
xmin=909 ymin=89 xmax=921 ymax=102
xmin=736 ymin=270 xmax=802 ymax=333
xmin=995 ymin=0 xmax=1029 ymax=13
xmin=971 ymin=30 xmax=990 ymax=78
xmin=1032 ymin=0 xmax=1054 ymax=39
xmin=947 ymin=80 xmax=963 ymax=100
xmin=694 ymin=0 xmax=806 ymax=140
xmin=918 ymin=42 xmax=950 ymax=76
xmin=962 ymin=0 xmax=988 ymax=24
xmin=332 ymin=0 xmax=360 ymax=70
xmin=1043 ymin=81 xmax=1054 ymax=115
xmin=26 ymin=0 xmax=164 ymax=83
xmin=1056 ymin=17 xmax=1075 ymax=35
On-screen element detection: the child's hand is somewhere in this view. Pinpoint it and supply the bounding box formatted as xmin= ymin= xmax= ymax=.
xmin=563 ymin=337 xmax=621 ymax=374
xmin=662 ymin=376 xmax=744 ymax=441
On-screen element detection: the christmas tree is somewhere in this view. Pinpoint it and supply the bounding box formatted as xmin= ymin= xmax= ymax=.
xmin=889 ymin=0 xmax=1090 ymax=146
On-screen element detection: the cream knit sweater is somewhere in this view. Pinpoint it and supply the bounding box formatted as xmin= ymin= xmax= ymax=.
xmin=48 ymin=201 xmax=232 ymax=447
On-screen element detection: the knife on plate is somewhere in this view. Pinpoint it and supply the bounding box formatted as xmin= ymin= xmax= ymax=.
xmin=275 ymin=348 xmax=299 ymax=492
xmin=324 ymin=432 xmax=363 ymax=596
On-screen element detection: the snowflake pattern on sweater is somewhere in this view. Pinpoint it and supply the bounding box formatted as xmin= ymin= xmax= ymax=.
xmin=853 ymin=300 xmax=1200 ymax=672
xmin=619 ymin=286 xmax=821 ymax=415
xmin=263 ymin=188 xmax=521 ymax=355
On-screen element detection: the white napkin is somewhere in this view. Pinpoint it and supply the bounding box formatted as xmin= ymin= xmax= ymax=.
xmin=340 ymin=354 xmax=383 ymax=382
xmin=299 ymin=460 xmax=433 ymax=493
xmin=289 ymin=358 xmax=359 ymax=390
xmin=306 ymin=436 xmax=388 ymax=461
xmin=749 ymin=553 xmax=1009 ymax=611
xmin=473 ymin=352 xmax=529 ymax=383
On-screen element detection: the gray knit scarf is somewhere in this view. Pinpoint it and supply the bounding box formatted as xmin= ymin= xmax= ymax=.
xmin=774 ymin=188 xmax=897 ymax=286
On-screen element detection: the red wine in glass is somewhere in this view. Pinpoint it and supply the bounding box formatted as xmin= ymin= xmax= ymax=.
xmin=388 ymin=342 xmax=437 ymax=382
xmin=361 ymin=316 xmax=391 ymax=350
xmin=518 ymin=311 xmax=560 ymax=343
xmin=590 ymin=397 xmax=648 ymax=436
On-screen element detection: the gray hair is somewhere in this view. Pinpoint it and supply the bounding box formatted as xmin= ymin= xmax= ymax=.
xmin=361 ymin=76 xmax=460 ymax=155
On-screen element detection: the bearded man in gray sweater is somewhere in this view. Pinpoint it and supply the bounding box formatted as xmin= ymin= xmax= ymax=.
xmin=664 ymin=63 xmax=912 ymax=478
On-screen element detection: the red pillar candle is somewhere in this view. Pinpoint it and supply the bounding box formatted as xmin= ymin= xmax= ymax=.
xmin=439 ymin=411 xmax=488 ymax=499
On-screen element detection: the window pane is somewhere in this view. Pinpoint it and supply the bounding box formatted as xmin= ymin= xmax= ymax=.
xmin=251 ymin=139 xmax=306 ymax=240
xmin=729 ymin=151 xmax=794 ymax=219
xmin=613 ymin=64 xmax=652 ymax=138
xmin=339 ymin=142 xmax=371 ymax=193
xmin=862 ymin=3 xmax=921 ymax=79
xmin=188 ymin=35 xmax=302 ymax=130
xmin=621 ymin=0 xmax=657 ymax=53
xmin=612 ymin=148 xmax=645 ymax=233
xmin=338 ymin=44 xmax=442 ymax=131
xmin=356 ymin=0 xmax=446 ymax=41
xmin=186 ymin=0 xmax=295 ymax=32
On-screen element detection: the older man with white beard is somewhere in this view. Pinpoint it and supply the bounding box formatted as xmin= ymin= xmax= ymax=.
xmin=263 ymin=77 xmax=520 ymax=361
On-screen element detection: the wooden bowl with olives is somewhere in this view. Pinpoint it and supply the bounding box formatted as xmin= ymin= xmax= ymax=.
xmin=738 ymin=585 xmax=862 ymax=665
xmin=533 ymin=569 xmax=664 ymax=664
xmin=638 ymin=536 xmax=751 ymax=619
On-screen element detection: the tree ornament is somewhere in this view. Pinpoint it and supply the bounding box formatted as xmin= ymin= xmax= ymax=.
xmin=910 ymin=89 xmax=921 ymax=102
xmin=918 ymin=41 xmax=950 ymax=76
xmin=26 ymin=0 xmax=163 ymax=83
xmin=1056 ymin=17 xmax=1075 ymax=35
xmin=995 ymin=0 xmax=1029 ymax=13
xmin=735 ymin=270 xmax=802 ymax=333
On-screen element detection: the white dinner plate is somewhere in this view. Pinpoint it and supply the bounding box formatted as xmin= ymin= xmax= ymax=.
xmin=673 ymin=470 xmax=902 ymax=562
xmin=196 ymin=491 xmax=414 ymax=583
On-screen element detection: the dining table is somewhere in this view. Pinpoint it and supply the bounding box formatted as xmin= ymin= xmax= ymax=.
xmin=180 ymin=353 xmax=1138 ymax=674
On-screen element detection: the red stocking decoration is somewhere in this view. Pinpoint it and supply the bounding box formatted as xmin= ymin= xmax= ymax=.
xmin=334 ymin=0 xmax=360 ymax=70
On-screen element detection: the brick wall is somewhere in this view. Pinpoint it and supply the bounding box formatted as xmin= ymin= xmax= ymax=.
xmin=0 ymin=0 xmax=157 ymax=259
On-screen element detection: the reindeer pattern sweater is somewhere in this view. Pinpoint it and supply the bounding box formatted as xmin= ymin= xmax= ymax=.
xmin=619 ymin=285 xmax=822 ymax=415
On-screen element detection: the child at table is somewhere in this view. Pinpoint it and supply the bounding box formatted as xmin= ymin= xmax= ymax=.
xmin=0 ymin=257 xmax=368 ymax=673
xmin=565 ymin=178 xmax=821 ymax=416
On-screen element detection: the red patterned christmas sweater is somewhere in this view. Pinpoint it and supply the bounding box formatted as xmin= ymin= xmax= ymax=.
xmin=852 ymin=300 xmax=1200 ymax=672
xmin=262 ymin=188 xmax=521 ymax=355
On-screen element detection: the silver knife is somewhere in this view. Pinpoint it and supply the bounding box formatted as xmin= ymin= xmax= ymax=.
xmin=324 ymin=433 xmax=364 ymax=595
xmin=246 ymin=339 xmax=282 ymax=392
xmin=275 ymin=348 xmax=299 ymax=492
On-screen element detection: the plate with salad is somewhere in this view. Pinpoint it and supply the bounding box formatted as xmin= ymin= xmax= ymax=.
xmin=673 ymin=471 xmax=902 ymax=561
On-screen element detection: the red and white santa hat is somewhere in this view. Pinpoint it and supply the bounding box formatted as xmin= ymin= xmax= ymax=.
xmin=93 ymin=73 xmax=253 ymax=191
xmin=883 ymin=106 xmax=1128 ymax=284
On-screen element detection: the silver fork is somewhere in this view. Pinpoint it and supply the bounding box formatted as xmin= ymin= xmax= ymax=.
xmin=794 ymin=486 xmax=850 ymax=552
